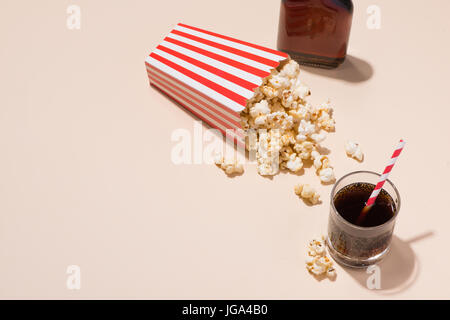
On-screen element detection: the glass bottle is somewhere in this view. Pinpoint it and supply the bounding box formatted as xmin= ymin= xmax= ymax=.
xmin=277 ymin=0 xmax=353 ymax=69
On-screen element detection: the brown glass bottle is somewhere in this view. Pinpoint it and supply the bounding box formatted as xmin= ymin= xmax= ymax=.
xmin=277 ymin=0 xmax=353 ymax=69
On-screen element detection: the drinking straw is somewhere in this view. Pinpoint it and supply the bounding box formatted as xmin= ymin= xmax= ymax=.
xmin=356 ymin=140 xmax=406 ymax=225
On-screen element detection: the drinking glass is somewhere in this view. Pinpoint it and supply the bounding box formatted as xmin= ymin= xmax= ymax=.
xmin=327 ymin=171 xmax=401 ymax=268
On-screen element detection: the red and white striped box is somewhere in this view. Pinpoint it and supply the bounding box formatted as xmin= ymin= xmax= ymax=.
xmin=145 ymin=23 xmax=289 ymax=144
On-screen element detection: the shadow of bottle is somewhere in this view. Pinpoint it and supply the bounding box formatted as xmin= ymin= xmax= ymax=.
xmin=342 ymin=231 xmax=434 ymax=294
xmin=300 ymin=55 xmax=374 ymax=83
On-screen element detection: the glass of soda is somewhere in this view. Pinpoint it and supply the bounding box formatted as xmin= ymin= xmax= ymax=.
xmin=327 ymin=171 xmax=401 ymax=268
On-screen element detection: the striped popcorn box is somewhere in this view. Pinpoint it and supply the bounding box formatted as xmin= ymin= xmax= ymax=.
xmin=145 ymin=23 xmax=289 ymax=145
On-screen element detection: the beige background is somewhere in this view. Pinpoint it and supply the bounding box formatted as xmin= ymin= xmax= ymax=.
xmin=1 ymin=0 xmax=449 ymax=299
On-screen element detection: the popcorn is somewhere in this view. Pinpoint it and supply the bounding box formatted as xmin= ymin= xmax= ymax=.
xmin=319 ymin=116 xmax=335 ymax=132
xmin=267 ymin=111 xmax=294 ymax=131
xmin=260 ymin=85 xmax=278 ymax=99
xmin=269 ymin=100 xmax=284 ymax=113
xmin=308 ymin=237 xmax=326 ymax=255
xmin=311 ymin=151 xmax=330 ymax=171
xmin=294 ymin=141 xmax=315 ymax=160
xmin=289 ymin=109 xmax=306 ymax=121
xmin=279 ymin=60 xmax=300 ymax=79
xmin=286 ymin=154 xmax=303 ymax=173
xmin=281 ymin=90 xmax=297 ymax=109
xmin=294 ymin=184 xmax=320 ymax=205
xmin=310 ymin=131 xmax=327 ymax=143
xmin=240 ymin=59 xmax=337 ymax=181
xmin=292 ymin=83 xmax=311 ymax=100
xmin=256 ymin=130 xmax=281 ymax=176
xmin=296 ymin=120 xmax=316 ymax=142
xmin=249 ymin=100 xmax=271 ymax=118
xmin=280 ymin=145 xmax=294 ymax=161
xmin=312 ymin=101 xmax=335 ymax=131
xmin=306 ymin=236 xmax=336 ymax=279
xmin=311 ymin=151 xmax=335 ymax=183
xmin=327 ymin=267 xmax=337 ymax=279
xmin=214 ymin=154 xmax=244 ymax=175
xmin=305 ymin=252 xmax=315 ymax=264
xmin=319 ymin=167 xmax=335 ymax=183
xmin=254 ymin=115 xmax=268 ymax=127
xmin=312 ymin=101 xmax=333 ymax=118
xmin=269 ymin=74 xmax=290 ymax=89
xmin=345 ymin=140 xmax=364 ymax=161
xmin=240 ymin=114 xmax=250 ymax=130
xmin=280 ymin=130 xmax=296 ymax=146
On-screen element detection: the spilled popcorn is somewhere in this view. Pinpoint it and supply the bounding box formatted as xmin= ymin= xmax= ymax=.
xmin=345 ymin=141 xmax=364 ymax=162
xmin=306 ymin=236 xmax=336 ymax=279
xmin=294 ymin=184 xmax=320 ymax=205
xmin=214 ymin=154 xmax=244 ymax=175
xmin=239 ymin=59 xmax=336 ymax=182
xmin=311 ymin=151 xmax=335 ymax=183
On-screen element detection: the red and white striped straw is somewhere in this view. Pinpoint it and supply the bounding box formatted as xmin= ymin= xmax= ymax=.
xmin=357 ymin=140 xmax=406 ymax=224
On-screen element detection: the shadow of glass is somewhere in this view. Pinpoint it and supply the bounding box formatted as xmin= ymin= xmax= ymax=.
xmin=343 ymin=231 xmax=434 ymax=295
xmin=300 ymin=55 xmax=374 ymax=83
